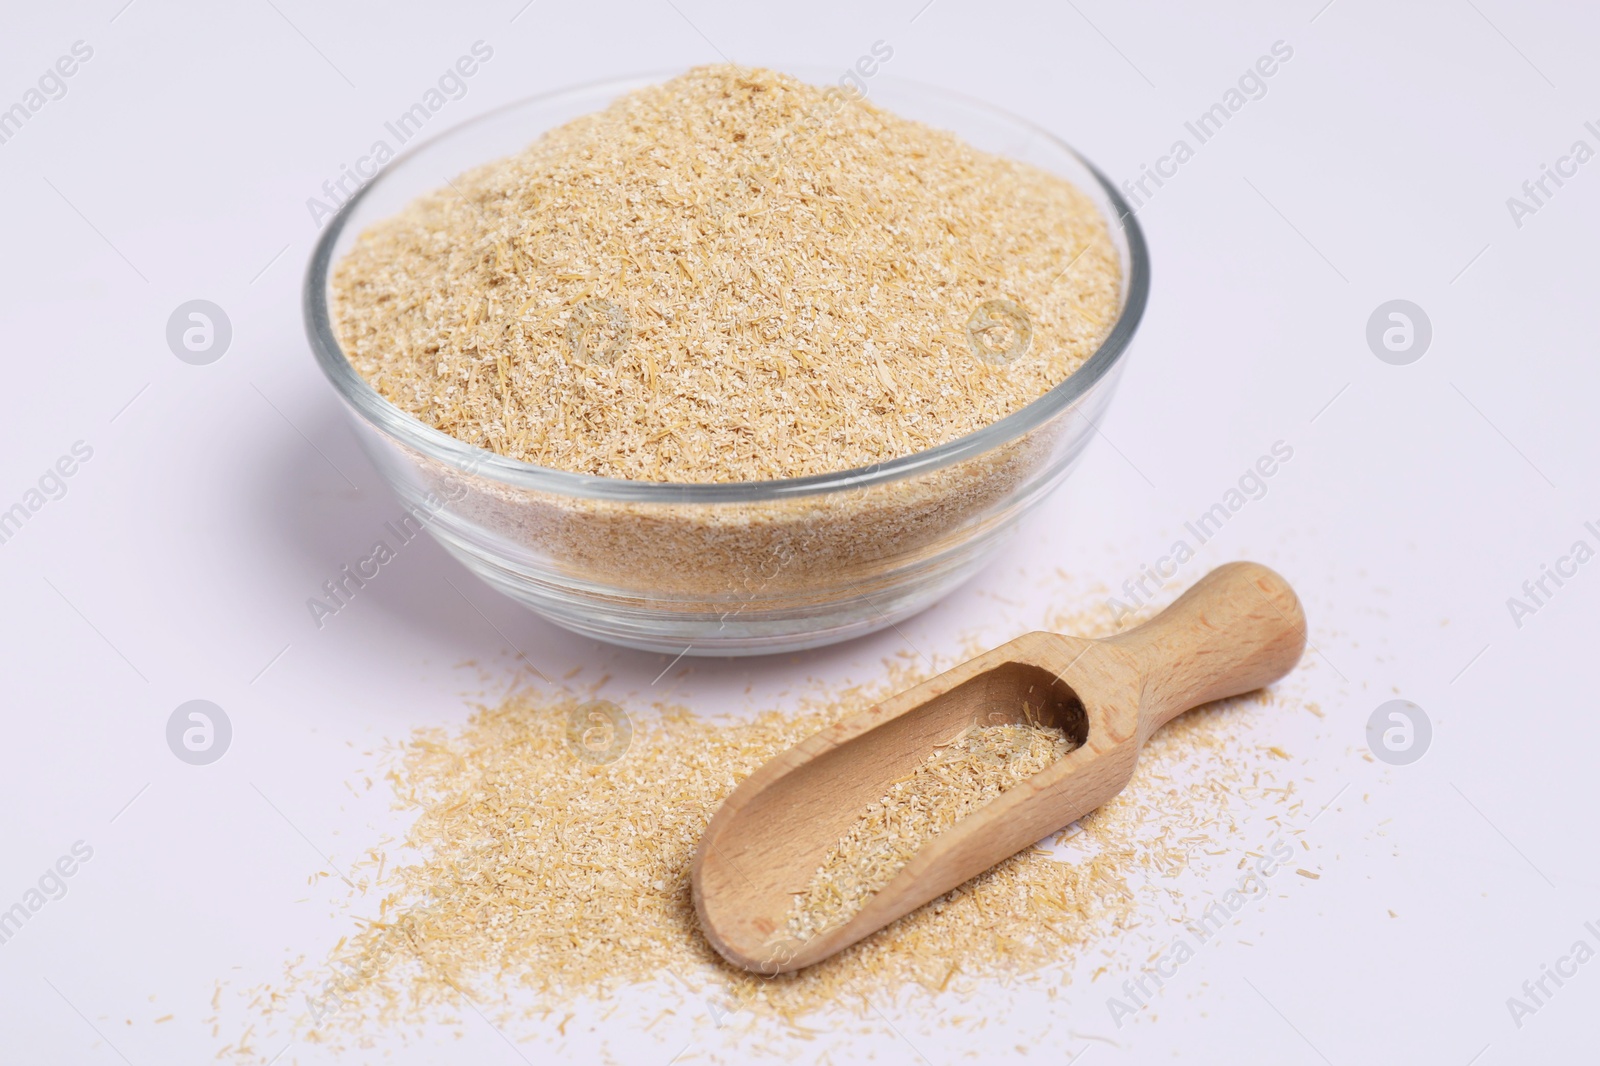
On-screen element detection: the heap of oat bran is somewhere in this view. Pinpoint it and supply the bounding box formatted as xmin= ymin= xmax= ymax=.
xmin=331 ymin=64 xmax=1120 ymax=483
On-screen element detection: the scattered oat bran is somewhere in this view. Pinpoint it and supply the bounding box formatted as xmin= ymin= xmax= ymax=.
xmin=331 ymin=64 xmax=1120 ymax=483
xmin=784 ymin=721 xmax=1077 ymax=943
xmin=234 ymin=674 xmax=1320 ymax=1057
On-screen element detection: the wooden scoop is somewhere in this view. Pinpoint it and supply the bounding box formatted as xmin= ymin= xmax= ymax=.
xmin=692 ymin=561 xmax=1306 ymax=974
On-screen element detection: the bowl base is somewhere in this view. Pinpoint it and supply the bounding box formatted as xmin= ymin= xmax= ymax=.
xmin=442 ymin=540 xmax=1001 ymax=657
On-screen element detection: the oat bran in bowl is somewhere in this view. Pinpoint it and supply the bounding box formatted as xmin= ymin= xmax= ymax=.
xmin=305 ymin=64 xmax=1149 ymax=654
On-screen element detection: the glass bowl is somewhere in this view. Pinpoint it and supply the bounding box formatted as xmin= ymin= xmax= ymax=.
xmin=304 ymin=70 xmax=1149 ymax=656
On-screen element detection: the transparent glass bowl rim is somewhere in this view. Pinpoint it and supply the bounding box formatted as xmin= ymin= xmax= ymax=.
xmin=304 ymin=69 xmax=1150 ymax=504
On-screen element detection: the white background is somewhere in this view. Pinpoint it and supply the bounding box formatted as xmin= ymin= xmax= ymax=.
xmin=1 ymin=1 xmax=1596 ymax=1063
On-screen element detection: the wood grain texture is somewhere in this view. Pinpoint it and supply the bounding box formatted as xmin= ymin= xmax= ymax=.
xmin=692 ymin=562 xmax=1307 ymax=973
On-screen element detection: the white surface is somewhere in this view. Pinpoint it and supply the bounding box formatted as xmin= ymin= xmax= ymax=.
xmin=2 ymin=1 xmax=1596 ymax=1063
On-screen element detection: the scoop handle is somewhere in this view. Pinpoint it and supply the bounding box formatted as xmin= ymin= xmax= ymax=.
xmin=1105 ymin=562 xmax=1306 ymax=738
